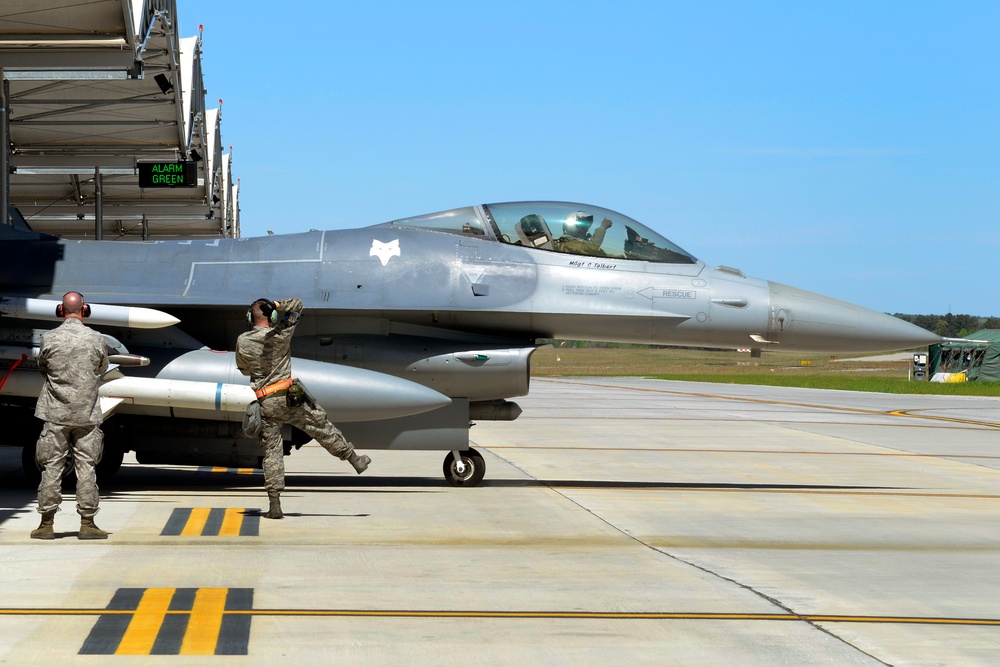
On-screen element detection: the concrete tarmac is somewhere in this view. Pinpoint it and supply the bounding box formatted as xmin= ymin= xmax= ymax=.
xmin=1 ymin=377 xmax=999 ymax=665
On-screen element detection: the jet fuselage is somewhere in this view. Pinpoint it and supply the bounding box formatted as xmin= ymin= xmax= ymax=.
xmin=0 ymin=201 xmax=939 ymax=482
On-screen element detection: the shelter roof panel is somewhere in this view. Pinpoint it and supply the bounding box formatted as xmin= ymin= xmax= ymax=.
xmin=0 ymin=0 xmax=133 ymax=40
xmin=2 ymin=0 xmax=239 ymax=240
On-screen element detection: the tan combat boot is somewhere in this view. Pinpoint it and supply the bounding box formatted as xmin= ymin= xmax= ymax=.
xmin=266 ymin=492 xmax=283 ymax=519
xmin=30 ymin=512 xmax=56 ymax=540
xmin=79 ymin=517 xmax=108 ymax=540
xmin=348 ymin=451 xmax=371 ymax=474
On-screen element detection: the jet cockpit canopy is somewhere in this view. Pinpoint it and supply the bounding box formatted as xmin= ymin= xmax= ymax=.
xmin=384 ymin=201 xmax=698 ymax=265
xmin=485 ymin=202 xmax=698 ymax=264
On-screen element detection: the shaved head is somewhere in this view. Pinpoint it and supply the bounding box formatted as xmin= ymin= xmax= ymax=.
xmin=61 ymin=291 xmax=85 ymax=317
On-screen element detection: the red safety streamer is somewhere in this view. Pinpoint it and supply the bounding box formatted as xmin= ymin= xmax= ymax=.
xmin=0 ymin=354 xmax=28 ymax=393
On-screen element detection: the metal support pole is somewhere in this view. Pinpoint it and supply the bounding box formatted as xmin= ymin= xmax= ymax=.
xmin=1 ymin=76 xmax=9 ymax=225
xmin=94 ymin=168 xmax=103 ymax=240
xmin=141 ymin=214 xmax=148 ymax=241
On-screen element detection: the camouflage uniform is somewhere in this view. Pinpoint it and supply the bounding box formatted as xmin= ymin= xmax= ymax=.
xmin=34 ymin=318 xmax=109 ymax=518
xmin=235 ymin=297 xmax=360 ymax=495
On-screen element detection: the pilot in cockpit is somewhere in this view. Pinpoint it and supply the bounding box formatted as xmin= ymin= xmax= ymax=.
xmin=552 ymin=211 xmax=613 ymax=256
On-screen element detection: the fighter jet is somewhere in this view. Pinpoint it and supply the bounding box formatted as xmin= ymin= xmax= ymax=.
xmin=0 ymin=201 xmax=940 ymax=485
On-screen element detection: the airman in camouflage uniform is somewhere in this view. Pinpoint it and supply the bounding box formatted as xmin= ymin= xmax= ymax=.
xmin=31 ymin=291 xmax=110 ymax=540
xmin=236 ymin=297 xmax=371 ymax=519
xmin=551 ymin=212 xmax=614 ymax=256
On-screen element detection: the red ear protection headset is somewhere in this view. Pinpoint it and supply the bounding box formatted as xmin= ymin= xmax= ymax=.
xmin=55 ymin=292 xmax=91 ymax=318
xmin=247 ymin=298 xmax=278 ymax=325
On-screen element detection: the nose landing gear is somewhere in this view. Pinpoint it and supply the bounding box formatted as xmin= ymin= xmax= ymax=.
xmin=443 ymin=448 xmax=485 ymax=487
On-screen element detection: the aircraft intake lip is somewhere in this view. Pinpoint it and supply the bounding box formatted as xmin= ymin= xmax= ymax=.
xmin=766 ymin=281 xmax=942 ymax=352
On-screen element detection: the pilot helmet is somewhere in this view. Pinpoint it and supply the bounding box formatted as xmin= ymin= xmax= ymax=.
xmin=563 ymin=212 xmax=594 ymax=238
xmin=519 ymin=214 xmax=547 ymax=236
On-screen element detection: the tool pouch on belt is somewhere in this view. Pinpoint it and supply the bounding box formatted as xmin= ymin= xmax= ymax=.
xmin=286 ymin=379 xmax=316 ymax=409
xmin=242 ymin=400 xmax=262 ymax=437
xmin=287 ymin=379 xmax=306 ymax=408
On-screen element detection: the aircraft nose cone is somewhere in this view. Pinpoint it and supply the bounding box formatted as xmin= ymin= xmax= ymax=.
xmin=767 ymin=281 xmax=942 ymax=352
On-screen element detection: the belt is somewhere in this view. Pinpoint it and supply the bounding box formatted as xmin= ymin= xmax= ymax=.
xmin=255 ymin=377 xmax=294 ymax=400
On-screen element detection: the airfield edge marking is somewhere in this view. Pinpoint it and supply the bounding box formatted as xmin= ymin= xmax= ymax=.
xmin=78 ymin=587 xmax=253 ymax=655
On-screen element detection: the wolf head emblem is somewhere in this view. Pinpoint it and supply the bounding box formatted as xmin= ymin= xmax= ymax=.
xmin=370 ymin=239 xmax=401 ymax=267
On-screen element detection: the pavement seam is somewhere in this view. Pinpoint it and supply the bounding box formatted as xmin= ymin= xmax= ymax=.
xmin=484 ymin=443 xmax=892 ymax=666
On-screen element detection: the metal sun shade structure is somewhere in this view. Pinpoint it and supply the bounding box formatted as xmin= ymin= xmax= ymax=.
xmin=0 ymin=0 xmax=239 ymax=240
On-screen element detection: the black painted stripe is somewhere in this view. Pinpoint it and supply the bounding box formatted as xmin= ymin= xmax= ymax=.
xmin=217 ymin=589 xmax=254 ymax=655
xmin=150 ymin=613 xmax=189 ymax=655
xmin=239 ymin=511 xmax=260 ymax=537
xmin=161 ymin=508 xmax=192 ymax=536
xmin=79 ymin=588 xmax=145 ymax=654
xmin=203 ymin=508 xmax=226 ymax=536
xmin=79 ymin=614 xmax=131 ymax=654
xmin=225 ymin=588 xmax=254 ymax=611
xmin=168 ymin=588 xmax=197 ymax=611
xmin=107 ymin=588 xmax=146 ymax=610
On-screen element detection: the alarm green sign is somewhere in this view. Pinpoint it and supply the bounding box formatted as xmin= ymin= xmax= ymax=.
xmin=138 ymin=161 xmax=197 ymax=188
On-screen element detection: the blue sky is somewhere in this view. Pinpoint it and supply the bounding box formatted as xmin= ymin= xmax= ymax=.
xmin=179 ymin=2 xmax=998 ymax=316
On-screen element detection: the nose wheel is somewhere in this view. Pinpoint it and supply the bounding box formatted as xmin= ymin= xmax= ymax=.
xmin=443 ymin=448 xmax=485 ymax=487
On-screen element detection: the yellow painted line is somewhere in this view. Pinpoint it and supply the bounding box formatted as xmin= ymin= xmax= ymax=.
xmin=210 ymin=466 xmax=228 ymax=473
xmin=0 ymin=609 xmax=138 ymax=615
xmin=810 ymin=615 xmax=1000 ymax=626
xmin=246 ymin=610 xmax=804 ymax=620
xmin=197 ymin=610 xmax=1000 ymax=626
xmin=550 ymin=487 xmax=1000 ymax=500
xmin=887 ymin=409 xmax=1000 ymax=428
xmin=4 ymin=607 xmax=1000 ymax=626
xmin=237 ymin=467 xmax=255 ymax=475
xmin=115 ymin=588 xmax=174 ymax=655
xmin=219 ymin=508 xmax=244 ymax=537
xmin=180 ymin=588 xmax=227 ymax=655
xmin=180 ymin=508 xmax=210 ymax=537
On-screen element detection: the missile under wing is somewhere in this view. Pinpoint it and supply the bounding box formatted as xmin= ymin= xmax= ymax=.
xmin=0 ymin=201 xmax=939 ymax=485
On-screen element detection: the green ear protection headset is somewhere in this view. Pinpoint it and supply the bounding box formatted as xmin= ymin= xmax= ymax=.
xmin=247 ymin=298 xmax=278 ymax=325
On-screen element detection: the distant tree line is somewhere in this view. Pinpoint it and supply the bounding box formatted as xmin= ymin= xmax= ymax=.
xmin=892 ymin=314 xmax=1000 ymax=339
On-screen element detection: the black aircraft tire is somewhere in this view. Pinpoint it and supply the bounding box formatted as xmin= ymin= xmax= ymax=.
xmin=21 ymin=440 xmax=40 ymax=486
xmin=96 ymin=445 xmax=125 ymax=483
xmin=443 ymin=448 xmax=486 ymax=487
